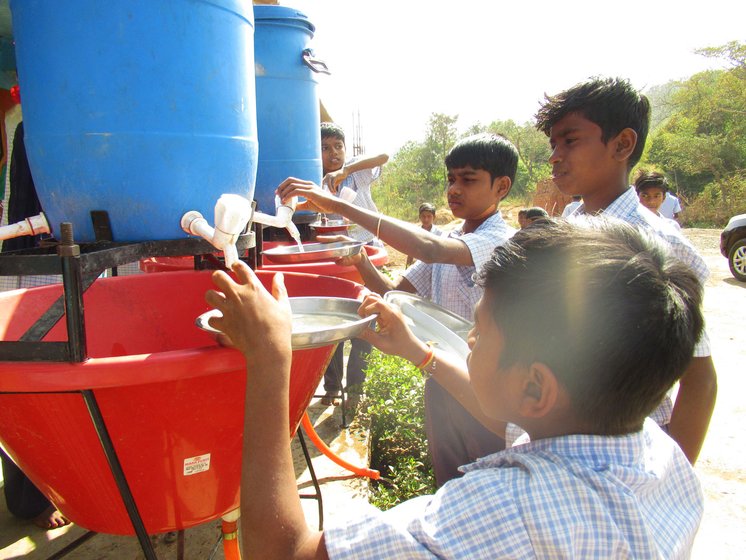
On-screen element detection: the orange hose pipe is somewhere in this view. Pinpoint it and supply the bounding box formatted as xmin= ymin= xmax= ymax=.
xmin=222 ymin=517 xmax=241 ymax=560
xmin=301 ymin=412 xmax=380 ymax=480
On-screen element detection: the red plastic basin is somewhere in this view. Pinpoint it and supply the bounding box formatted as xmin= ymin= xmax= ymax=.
xmin=0 ymin=270 xmax=365 ymax=535
xmin=139 ymin=242 xmax=388 ymax=283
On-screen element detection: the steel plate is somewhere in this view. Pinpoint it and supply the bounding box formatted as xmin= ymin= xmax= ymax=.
xmin=384 ymin=291 xmax=472 ymax=360
xmin=262 ymin=241 xmax=363 ymax=264
xmin=309 ymin=219 xmax=351 ymax=233
xmin=196 ymin=297 xmax=377 ymax=350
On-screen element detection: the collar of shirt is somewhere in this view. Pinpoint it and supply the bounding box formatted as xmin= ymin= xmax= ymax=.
xmin=454 ymin=210 xmax=506 ymax=236
xmin=575 ymin=186 xmax=640 ymax=219
xmin=462 ymin=419 xmax=661 ymax=473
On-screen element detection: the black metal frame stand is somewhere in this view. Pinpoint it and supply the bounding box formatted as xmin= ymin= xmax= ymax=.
xmin=296 ymin=428 xmax=324 ymax=531
xmin=0 ymin=223 xmax=260 ymax=559
xmin=1 ymin=219 xmax=327 ymax=557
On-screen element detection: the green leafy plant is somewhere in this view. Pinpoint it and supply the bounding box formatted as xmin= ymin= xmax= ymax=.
xmin=358 ymin=350 xmax=436 ymax=509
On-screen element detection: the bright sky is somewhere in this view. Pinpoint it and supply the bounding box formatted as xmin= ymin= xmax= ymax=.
xmin=287 ymin=0 xmax=744 ymax=155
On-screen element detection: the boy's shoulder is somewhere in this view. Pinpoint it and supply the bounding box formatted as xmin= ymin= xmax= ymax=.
xmin=326 ymin=423 xmax=701 ymax=558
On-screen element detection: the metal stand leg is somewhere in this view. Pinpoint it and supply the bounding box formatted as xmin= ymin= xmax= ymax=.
xmin=81 ymin=390 xmax=158 ymax=560
xmin=296 ymin=428 xmax=324 ymax=531
xmin=176 ymin=530 xmax=185 ymax=560
xmin=46 ymin=531 xmax=97 ymax=559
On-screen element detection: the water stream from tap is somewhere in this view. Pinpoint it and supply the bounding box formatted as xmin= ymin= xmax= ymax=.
xmin=287 ymin=222 xmax=304 ymax=253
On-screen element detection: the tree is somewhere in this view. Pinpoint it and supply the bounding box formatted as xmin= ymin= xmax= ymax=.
xmin=642 ymin=40 xmax=746 ymax=225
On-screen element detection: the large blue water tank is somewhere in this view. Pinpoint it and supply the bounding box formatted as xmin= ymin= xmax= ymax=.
xmin=253 ymin=5 xmax=325 ymax=219
xmin=10 ymin=0 xmax=258 ymax=242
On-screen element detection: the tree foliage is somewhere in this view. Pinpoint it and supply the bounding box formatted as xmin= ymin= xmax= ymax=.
xmin=374 ymin=41 xmax=746 ymax=226
xmin=644 ymin=41 xmax=746 ymax=224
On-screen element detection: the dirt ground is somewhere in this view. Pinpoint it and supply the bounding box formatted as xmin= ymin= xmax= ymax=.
xmin=680 ymin=229 xmax=746 ymax=558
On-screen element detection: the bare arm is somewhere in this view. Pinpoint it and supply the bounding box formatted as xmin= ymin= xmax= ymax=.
xmin=668 ymin=355 xmax=717 ymax=464
xmin=278 ymin=178 xmax=473 ymax=266
xmin=206 ymin=264 xmax=328 ymax=560
xmin=346 ymin=249 xmax=417 ymax=296
xmin=358 ymin=295 xmax=506 ymax=436
xmin=324 ymin=153 xmax=389 ymax=192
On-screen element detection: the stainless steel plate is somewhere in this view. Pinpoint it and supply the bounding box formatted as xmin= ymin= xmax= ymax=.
xmin=384 ymin=291 xmax=472 ymax=360
xmin=384 ymin=291 xmax=473 ymax=341
xmin=196 ymin=297 xmax=377 ymax=350
xmin=262 ymin=241 xmax=363 ymax=264
xmin=309 ymin=219 xmax=351 ymax=233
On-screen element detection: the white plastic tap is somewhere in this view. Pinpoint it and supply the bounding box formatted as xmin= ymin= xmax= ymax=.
xmin=181 ymin=193 xmax=303 ymax=267
xmin=251 ymin=195 xmax=301 ymax=246
xmin=180 ymin=194 xmax=252 ymax=269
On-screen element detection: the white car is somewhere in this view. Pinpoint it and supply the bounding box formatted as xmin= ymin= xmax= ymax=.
xmin=720 ymin=214 xmax=746 ymax=282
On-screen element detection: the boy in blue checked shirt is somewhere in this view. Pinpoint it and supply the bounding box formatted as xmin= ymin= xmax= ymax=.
xmin=278 ymin=133 xmax=518 ymax=483
xmin=206 ymin=218 xmax=704 ymax=559
xmin=408 ymin=77 xmax=717 ymax=479
xmin=534 ymin=76 xmax=716 ymax=464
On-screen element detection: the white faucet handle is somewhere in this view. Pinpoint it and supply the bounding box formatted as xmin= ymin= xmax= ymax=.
xmin=215 ymin=194 xmax=252 ymax=235
xmin=275 ymin=194 xmax=297 ymax=211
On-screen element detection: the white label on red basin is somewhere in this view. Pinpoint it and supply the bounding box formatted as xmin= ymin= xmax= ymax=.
xmin=183 ymin=453 xmax=211 ymax=476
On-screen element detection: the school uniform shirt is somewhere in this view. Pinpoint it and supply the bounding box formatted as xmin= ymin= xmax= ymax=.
xmin=324 ymin=419 xmax=703 ymax=559
xmin=567 ymin=186 xmax=710 ymax=427
xmin=659 ymin=192 xmax=683 ymax=220
xmin=561 ymin=199 xmax=582 ymax=217
xmin=338 ymin=157 xmax=383 ymax=244
xmin=403 ymin=212 xmax=515 ymax=321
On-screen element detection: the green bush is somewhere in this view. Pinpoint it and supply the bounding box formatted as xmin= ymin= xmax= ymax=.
xmin=359 ymin=350 xmax=436 ymax=510
xmin=682 ymin=171 xmax=746 ymax=227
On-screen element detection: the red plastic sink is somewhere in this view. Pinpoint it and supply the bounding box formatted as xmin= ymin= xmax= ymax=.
xmin=0 ymin=270 xmax=365 ymax=534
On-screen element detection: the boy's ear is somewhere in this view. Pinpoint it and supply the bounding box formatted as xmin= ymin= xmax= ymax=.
xmin=516 ymin=362 xmax=559 ymax=418
xmin=491 ymin=176 xmax=512 ymax=200
xmin=612 ymin=128 xmax=638 ymax=163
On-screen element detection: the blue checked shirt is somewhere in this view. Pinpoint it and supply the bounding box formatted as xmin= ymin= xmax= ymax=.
xmin=325 ymin=420 xmax=702 ymax=559
xmin=567 ymin=187 xmax=711 ymax=427
xmin=403 ymin=212 xmax=515 ymax=321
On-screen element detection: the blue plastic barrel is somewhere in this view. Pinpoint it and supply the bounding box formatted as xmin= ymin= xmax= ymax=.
xmin=253 ymin=5 xmax=326 ymax=219
xmin=10 ymin=0 xmax=258 ymax=242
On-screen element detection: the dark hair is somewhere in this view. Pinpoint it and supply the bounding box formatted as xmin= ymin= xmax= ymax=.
xmin=476 ymin=218 xmax=703 ymax=434
xmin=419 ymin=202 xmax=436 ymax=215
xmin=320 ymin=121 xmax=345 ymax=143
xmin=445 ymin=133 xmax=519 ymax=188
xmin=524 ymin=207 xmax=549 ymax=220
xmin=634 ymin=171 xmax=669 ymax=194
xmin=535 ymin=77 xmax=651 ymax=169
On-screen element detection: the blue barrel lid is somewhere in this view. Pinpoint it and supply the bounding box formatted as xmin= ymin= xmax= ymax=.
xmin=253 ymin=5 xmax=315 ymax=33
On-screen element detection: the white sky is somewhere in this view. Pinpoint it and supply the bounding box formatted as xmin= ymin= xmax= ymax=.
xmin=287 ymin=0 xmax=744 ymax=155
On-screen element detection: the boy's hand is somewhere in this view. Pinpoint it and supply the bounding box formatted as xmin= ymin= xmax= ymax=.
xmin=205 ymin=262 xmax=292 ymax=369
xmin=276 ymin=177 xmax=339 ymax=214
xmin=358 ymin=294 xmax=428 ymax=363
xmin=323 ymin=168 xmax=348 ymax=194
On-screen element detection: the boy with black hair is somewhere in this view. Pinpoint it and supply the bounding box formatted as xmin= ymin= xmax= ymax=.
xmin=635 ymin=170 xmax=681 ymax=229
xmin=278 ymin=133 xmax=517 ymax=321
xmin=316 ymin=121 xmax=389 ymax=406
xmin=207 ymin=218 xmax=705 ymax=559
xmin=278 ymin=133 xmax=518 ymax=483
xmin=405 ymin=202 xmax=442 ymax=267
xmin=534 ymin=76 xmax=716 ymax=463
xmin=518 ymin=206 xmax=549 ymax=228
